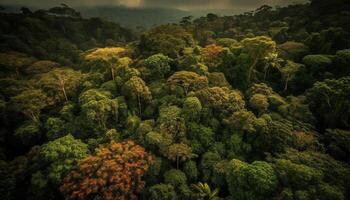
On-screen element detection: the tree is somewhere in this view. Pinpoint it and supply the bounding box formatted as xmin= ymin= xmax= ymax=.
xmin=226 ymin=159 xmax=278 ymax=200
xmin=183 ymin=160 xmax=198 ymax=182
xmin=122 ymin=76 xmax=152 ymax=115
xmin=272 ymin=158 xmax=345 ymax=200
xmin=158 ymin=106 xmax=186 ymax=141
xmin=114 ymin=59 xmax=140 ymax=82
xmin=307 ymin=77 xmax=350 ymax=129
xmin=273 ymin=159 xmax=323 ymax=189
xmin=60 ymin=140 xmax=152 ymax=200
xmin=0 ymin=160 xmax=16 ymax=200
xmin=263 ymin=52 xmax=282 ymax=81
xmin=21 ymin=7 xmax=32 ymax=15
xmin=201 ymin=44 xmax=224 ymax=69
xmin=216 ymin=38 xmax=238 ymax=47
xmin=200 ymin=152 xmax=221 ymax=183
xmin=36 ymin=68 xmax=84 ymax=102
xmin=10 ymin=89 xmax=51 ymax=122
xmin=25 ymin=60 xmax=59 ymax=75
xmin=32 ymin=135 xmax=88 ymax=189
xmin=166 ymin=143 xmax=196 ymax=169
xmin=182 ymin=97 xmax=202 ymax=121
xmin=180 ymin=16 xmax=193 ymax=26
xmin=83 ymin=47 xmax=126 ymax=80
xmin=168 ymin=71 xmax=208 ymax=95
xmin=0 ymin=52 xmax=35 ymax=77
xmin=191 ymin=182 xmax=220 ymax=200
xmin=208 ymin=72 xmax=231 ymax=88
xmin=224 ymin=110 xmax=258 ymax=133
xmin=277 ymin=41 xmax=309 ymax=61
xmin=45 ymin=117 xmax=66 ymax=141
xmin=14 ymin=121 xmax=41 ymax=147
xmin=195 ymin=87 xmax=245 ymax=113
xmin=144 ymin=54 xmax=173 ymax=79
xmin=187 ymin=123 xmax=214 ymax=154
xmin=241 ymin=36 xmax=276 ymax=82
xmin=139 ymin=24 xmax=194 ymax=58
xmin=277 ymin=149 xmax=350 ymax=189
xmin=79 ymin=89 xmax=118 ymax=130
xmin=247 ymin=83 xmax=274 ymax=97
xmin=249 ymin=94 xmax=269 ymax=115
xmin=324 ymin=129 xmax=350 ymax=161
xmin=280 ymin=60 xmax=303 ymax=91
xmin=302 ymin=54 xmax=332 ymax=77
xmin=148 ymin=184 xmax=177 ymax=200
xmin=164 ymin=169 xmax=187 ymax=187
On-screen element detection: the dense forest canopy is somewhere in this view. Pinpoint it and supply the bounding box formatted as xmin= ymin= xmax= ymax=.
xmin=0 ymin=0 xmax=350 ymax=200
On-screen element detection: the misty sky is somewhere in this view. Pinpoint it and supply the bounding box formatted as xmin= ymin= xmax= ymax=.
xmin=0 ymin=0 xmax=308 ymax=10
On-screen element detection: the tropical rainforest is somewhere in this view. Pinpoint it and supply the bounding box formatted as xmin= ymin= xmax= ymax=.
xmin=0 ymin=0 xmax=350 ymax=199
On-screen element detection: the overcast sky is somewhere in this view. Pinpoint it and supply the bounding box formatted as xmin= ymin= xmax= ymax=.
xmin=0 ymin=0 xmax=308 ymax=10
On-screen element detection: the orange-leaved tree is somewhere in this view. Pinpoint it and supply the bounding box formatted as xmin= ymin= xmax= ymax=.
xmin=60 ymin=140 xmax=153 ymax=200
xmin=201 ymin=44 xmax=224 ymax=69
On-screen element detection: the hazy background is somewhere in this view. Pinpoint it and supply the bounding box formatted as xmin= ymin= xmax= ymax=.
xmin=0 ymin=0 xmax=309 ymax=27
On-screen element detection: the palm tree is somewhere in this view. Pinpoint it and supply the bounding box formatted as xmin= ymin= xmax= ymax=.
xmin=191 ymin=182 xmax=220 ymax=200
xmin=263 ymin=52 xmax=283 ymax=81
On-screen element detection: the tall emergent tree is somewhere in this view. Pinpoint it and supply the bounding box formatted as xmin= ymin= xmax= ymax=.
xmin=10 ymin=89 xmax=51 ymax=121
xmin=83 ymin=47 xmax=127 ymax=80
xmin=241 ymin=36 xmax=276 ymax=83
xmin=36 ymin=68 xmax=84 ymax=102
xmin=168 ymin=71 xmax=208 ymax=95
xmin=122 ymin=76 xmax=152 ymax=115
xmin=280 ymin=61 xmax=303 ymax=91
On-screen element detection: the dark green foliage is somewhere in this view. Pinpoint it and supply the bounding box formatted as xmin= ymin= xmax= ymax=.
xmin=139 ymin=24 xmax=194 ymax=58
xmin=144 ymin=54 xmax=173 ymax=79
xmin=164 ymin=169 xmax=187 ymax=187
xmin=32 ymin=135 xmax=89 ymax=187
xmin=182 ymin=97 xmax=202 ymax=121
xmin=187 ymin=123 xmax=214 ymax=154
xmin=226 ymin=159 xmax=278 ymax=200
xmin=0 ymin=160 xmax=15 ymax=200
xmin=0 ymin=2 xmax=350 ymax=200
xmin=183 ymin=160 xmax=198 ymax=182
xmin=324 ymin=129 xmax=350 ymax=161
xmin=14 ymin=121 xmax=41 ymax=146
xmin=148 ymin=184 xmax=177 ymax=200
xmin=0 ymin=8 xmax=135 ymax=64
xmin=307 ymin=77 xmax=350 ymax=129
xmin=274 ymin=159 xmax=323 ymax=188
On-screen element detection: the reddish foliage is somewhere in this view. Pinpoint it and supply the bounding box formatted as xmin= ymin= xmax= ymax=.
xmin=60 ymin=140 xmax=153 ymax=200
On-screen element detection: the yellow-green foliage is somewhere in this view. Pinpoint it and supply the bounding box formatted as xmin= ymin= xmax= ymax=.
xmin=84 ymin=47 xmax=126 ymax=61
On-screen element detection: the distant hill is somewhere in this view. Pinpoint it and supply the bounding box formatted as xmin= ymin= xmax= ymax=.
xmin=0 ymin=4 xmax=244 ymax=28
xmin=78 ymin=6 xmax=244 ymax=28
xmin=78 ymin=6 xmax=189 ymax=28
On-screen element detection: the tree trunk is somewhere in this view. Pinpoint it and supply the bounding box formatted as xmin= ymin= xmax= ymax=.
xmin=16 ymin=67 xmax=20 ymax=78
xmin=176 ymin=156 xmax=179 ymax=169
xmin=114 ymin=107 xmax=118 ymax=124
xmin=264 ymin=66 xmax=270 ymax=81
xmin=284 ymin=76 xmax=290 ymax=91
xmin=59 ymin=79 xmax=68 ymax=102
xmin=62 ymin=86 xmax=68 ymax=102
xmin=184 ymin=87 xmax=188 ymax=96
xmin=137 ymin=94 xmax=142 ymax=116
xmin=30 ymin=111 xmax=38 ymax=122
xmin=111 ymin=67 xmax=115 ymax=81
xmin=248 ymin=57 xmax=259 ymax=83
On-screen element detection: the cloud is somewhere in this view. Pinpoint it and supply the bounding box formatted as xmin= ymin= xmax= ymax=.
xmin=0 ymin=0 xmax=307 ymax=10
xmin=0 ymin=0 xmax=140 ymax=8
xmin=140 ymin=0 xmax=308 ymax=10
